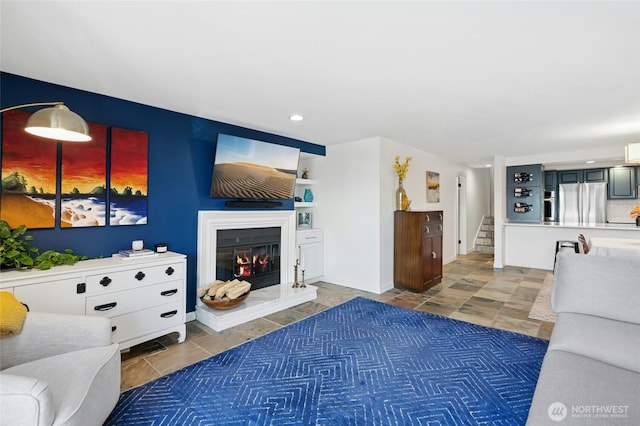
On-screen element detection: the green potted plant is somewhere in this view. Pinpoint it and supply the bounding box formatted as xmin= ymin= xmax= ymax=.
xmin=0 ymin=220 xmax=87 ymax=270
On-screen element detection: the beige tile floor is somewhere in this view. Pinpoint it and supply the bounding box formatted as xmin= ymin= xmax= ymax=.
xmin=120 ymin=252 xmax=554 ymax=392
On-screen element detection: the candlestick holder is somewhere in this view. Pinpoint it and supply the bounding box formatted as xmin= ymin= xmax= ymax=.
xmin=301 ymin=270 xmax=306 ymax=288
xmin=292 ymin=258 xmax=300 ymax=288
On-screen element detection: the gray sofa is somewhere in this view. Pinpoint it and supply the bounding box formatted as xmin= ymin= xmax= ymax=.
xmin=0 ymin=312 xmax=120 ymax=426
xmin=526 ymin=252 xmax=640 ymax=425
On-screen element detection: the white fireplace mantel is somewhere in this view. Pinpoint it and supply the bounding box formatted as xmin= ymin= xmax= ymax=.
xmin=196 ymin=210 xmax=317 ymax=331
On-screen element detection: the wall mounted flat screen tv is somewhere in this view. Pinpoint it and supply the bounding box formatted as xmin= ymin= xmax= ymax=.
xmin=210 ymin=134 xmax=300 ymax=200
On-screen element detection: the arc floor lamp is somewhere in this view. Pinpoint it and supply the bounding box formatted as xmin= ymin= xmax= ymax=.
xmin=0 ymin=102 xmax=91 ymax=142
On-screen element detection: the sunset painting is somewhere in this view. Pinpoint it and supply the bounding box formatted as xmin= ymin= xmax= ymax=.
xmin=110 ymin=127 xmax=148 ymax=226
xmin=60 ymin=123 xmax=107 ymax=227
xmin=1 ymin=110 xmax=58 ymax=229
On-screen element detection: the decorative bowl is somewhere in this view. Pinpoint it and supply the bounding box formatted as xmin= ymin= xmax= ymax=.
xmin=200 ymin=292 xmax=249 ymax=310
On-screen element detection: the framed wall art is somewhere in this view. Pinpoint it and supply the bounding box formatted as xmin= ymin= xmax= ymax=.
xmin=60 ymin=123 xmax=108 ymax=227
xmin=1 ymin=110 xmax=58 ymax=229
xmin=109 ymin=127 xmax=149 ymax=226
xmin=297 ymin=211 xmax=312 ymax=229
xmin=426 ymin=171 xmax=440 ymax=203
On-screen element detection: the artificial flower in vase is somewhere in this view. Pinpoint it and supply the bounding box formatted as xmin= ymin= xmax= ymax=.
xmin=394 ymin=156 xmax=411 ymax=211
xmin=631 ymin=205 xmax=640 ymax=226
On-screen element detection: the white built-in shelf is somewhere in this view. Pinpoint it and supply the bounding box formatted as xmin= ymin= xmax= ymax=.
xmin=294 ymin=202 xmax=317 ymax=208
xmin=296 ymin=178 xmax=317 ymax=185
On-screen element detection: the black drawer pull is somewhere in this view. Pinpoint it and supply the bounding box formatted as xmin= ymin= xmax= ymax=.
xmin=94 ymin=302 xmax=117 ymax=311
xmin=135 ymin=271 xmax=146 ymax=281
xmin=100 ymin=277 xmax=112 ymax=286
xmin=77 ymin=283 xmax=86 ymax=294
xmin=161 ymin=289 xmax=178 ymax=296
xmin=165 ymin=266 xmax=175 ymax=276
xmin=111 ymin=325 xmax=117 ymax=332
xmin=160 ymin=310 xmax=178 ymax=318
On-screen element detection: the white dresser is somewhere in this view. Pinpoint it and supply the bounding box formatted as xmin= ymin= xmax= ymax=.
xmin=0 ymin=252 xmax=187 ymax=350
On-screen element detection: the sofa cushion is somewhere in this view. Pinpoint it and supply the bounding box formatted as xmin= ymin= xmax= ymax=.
xmin=0 ymin=374 xmax=55 ymax=426
xmin=4 ymin=343 xmax=120 ymax=426
xmin=552 ymin=252 xmax=640 ymax=324
xmin=549 ymin=312 xmax=640 ymax=373
xmin=527 ymin=350 xmax=640 ymax=425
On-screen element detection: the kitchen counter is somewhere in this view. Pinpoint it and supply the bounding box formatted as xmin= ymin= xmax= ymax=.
xmin=502 ymin=221 xmax=639 ymax=270
xmin=505 ymin=221 xmax=640 ymax=231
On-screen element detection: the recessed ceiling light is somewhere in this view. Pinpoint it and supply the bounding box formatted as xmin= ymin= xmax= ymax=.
xmin=289 ymin=114 xmax=304 ymax=122
xmin=585 ymin=160 xmax=595 ymax=164
xmin=485 ymin=164 xmax=492 ymax=168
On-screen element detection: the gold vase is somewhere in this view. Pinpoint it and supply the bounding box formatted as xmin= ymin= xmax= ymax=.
xmin=396 ymin=179 xmax=407 ymax=211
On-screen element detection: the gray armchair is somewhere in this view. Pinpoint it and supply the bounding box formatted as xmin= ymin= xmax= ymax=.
xmin=0 ymin=312 xmax=120 ymax=426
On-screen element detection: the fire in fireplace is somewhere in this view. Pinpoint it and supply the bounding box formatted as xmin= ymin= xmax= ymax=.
xmin=216 ymin=227 xmax=281 ymax=290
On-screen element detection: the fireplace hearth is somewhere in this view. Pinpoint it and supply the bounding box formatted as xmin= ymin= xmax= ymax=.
xmin=196 ymin=210 xmax=317 ymax=331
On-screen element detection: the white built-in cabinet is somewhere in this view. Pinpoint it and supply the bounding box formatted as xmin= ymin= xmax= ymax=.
xmin=296 ymin=229 xmax=324 ymax=283
xmin=0 ymin=252 xmax=187 ymax=350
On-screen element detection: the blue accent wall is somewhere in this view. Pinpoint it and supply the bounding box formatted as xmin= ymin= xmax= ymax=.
xmin=1 ymin=72 xmax=325 ymax=312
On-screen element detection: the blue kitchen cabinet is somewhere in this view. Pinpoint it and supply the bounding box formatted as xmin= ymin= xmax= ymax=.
xmin=544 ymin=170 xmax=557 ymax=190
xmin=557 ymin=170 xmax=583 ymax=184
xmin=608 ymin=167 xmax=637 ymax=199
xmin=584 ymin=168 xmax=607 ymax=183
xmin=506 ymin=164 xmax=543 ymax=223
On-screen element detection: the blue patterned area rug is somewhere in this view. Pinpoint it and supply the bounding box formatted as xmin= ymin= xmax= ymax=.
xmin=105 ymin=297 xmax=548 ymax=425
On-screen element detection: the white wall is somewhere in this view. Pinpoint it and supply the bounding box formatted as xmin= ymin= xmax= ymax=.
xmin=312 ymin=138 xmax=384 ymax=293
xmin=314 ymin=137 xmax=479 ymax=294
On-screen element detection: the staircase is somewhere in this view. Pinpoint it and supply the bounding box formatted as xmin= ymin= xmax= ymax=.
xmin=475 ymin=216 xmax=494 ymax=253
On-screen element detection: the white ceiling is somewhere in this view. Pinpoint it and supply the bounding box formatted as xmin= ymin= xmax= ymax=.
xmin=1 ymin=1 xmax=639 ymax=167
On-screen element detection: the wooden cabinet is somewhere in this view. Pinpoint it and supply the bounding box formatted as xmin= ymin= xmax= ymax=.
xmin=296 ymin=229 xmax=324 ymax=284
xmin=394 ymin=211 xmax=443 ymax=292
xmin=608 ymin=166 xmax=637 ymax=199
xmin=1 ymin=252 xmax=187 ymax=350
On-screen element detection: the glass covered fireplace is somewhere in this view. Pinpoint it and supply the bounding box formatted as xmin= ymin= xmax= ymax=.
xmin=216 ymin=227 xmax=281 ymax=291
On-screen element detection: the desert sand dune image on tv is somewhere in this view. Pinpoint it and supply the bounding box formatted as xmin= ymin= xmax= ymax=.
xmin=210 ymin=134 xmax=299 ymax=200
xmin=211 ymin=162 xmax=296 ymax=199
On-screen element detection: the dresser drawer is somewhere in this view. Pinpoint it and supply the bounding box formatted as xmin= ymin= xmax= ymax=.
xmin=423 ymin=211 xmax=443 ymax=223
xmin=86 ymin=261 xmax=184 ymax=293
xmin=423 ymin=221 xmax=443 ymax=236
xmin=110 ymin=301 xmax=184 ymax=344
xmin=86 ymin=280 xmax=183 ymax=318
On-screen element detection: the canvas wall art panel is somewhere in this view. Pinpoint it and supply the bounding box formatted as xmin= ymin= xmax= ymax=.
xmin=1 ymin=110 xmax=58 ymax=229
xmin=109 ymin=127 xmax=148 ymax=226
xmin=426 ymin=171 xmax=440 ymax=203
xmin=60 ymin=123 xmax=107 ymax=227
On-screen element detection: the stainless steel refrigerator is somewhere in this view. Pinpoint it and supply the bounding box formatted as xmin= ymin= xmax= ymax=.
xmin=558 ymin=182 xmax=607 ymax=223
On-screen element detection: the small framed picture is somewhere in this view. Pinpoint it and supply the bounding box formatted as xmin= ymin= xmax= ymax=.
xmin=297 ymin=212 xmax=312 ymax=229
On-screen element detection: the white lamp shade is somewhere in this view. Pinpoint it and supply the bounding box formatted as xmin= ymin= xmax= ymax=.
xmin=625 ymin=143 xmax=640 ymax=164
xmin=24 ymin=104 xmax=91 ymax=142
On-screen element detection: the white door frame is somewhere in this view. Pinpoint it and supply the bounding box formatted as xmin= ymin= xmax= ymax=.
xmin=457 ymin=175 xmax=468 ymax=255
